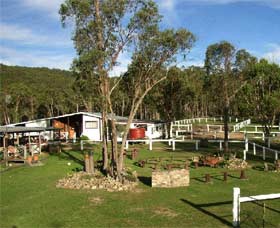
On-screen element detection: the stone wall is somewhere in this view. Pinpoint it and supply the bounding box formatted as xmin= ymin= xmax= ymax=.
xmin=152 ymin=169 xmax=189 ymax=188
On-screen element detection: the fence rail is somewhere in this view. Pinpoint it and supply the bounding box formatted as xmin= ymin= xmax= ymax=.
xmin=233 ymin=187 xmax=280 ymax=227
xmin=233 ymin=119 xmax=251 ymax=132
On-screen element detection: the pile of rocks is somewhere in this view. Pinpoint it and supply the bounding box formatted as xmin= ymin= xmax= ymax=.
xmin=56 ymin=171 xmax=138 ymax=192
xmin=226 ymin=158 xmax=249 ymax=170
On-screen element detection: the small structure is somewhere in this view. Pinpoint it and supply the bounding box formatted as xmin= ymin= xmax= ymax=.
xmin=0 ymin=126 xmax=56 ymax=165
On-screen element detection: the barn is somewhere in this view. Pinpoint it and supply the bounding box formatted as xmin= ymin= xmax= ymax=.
xmin=4 ymin=112 xmax=165 ymax=141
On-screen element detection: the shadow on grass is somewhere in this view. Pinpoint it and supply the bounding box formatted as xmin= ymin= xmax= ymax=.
xmin=138 ymin=176 xmax=151 ymax=187
xmin=180 ymin=199 xmax=232 ymax=227
xmin=59 ymin=151 xmax=84 ymax=166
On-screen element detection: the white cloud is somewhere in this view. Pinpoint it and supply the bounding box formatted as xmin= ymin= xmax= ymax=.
xmin=0 ymin=46 xmax=73 ymax=70
xmin=21 ymin=0 xmax=64 ymax=18
xmin=157 ymin=0 xmax=280 ymax=10
xmin=0 ymin=23 xmax=72 ymax=47
xmin=263 ymin=43 xmax=280 ymax=64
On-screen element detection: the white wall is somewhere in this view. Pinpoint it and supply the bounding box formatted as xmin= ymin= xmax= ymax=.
xmin=25 ymin=120 xmax=52 ymax=139
xmin=82 ymin=115 xmax=102 ymax=141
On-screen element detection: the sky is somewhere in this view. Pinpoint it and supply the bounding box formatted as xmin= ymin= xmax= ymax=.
xmin=0 ymin=0 xmax=280 ymax=75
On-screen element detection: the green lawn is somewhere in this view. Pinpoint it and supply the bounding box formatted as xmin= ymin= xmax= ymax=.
xmin=1 ymin=143 xmax=280 ymax=228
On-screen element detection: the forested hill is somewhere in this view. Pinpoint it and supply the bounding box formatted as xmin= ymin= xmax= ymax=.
xmin=0 ymin=64 xmax=76 ymax=124
xmin=0 ymin=64 xmax=72 ymax=85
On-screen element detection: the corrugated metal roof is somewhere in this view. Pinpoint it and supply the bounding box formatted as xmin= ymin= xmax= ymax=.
xmin=0 ymin=126 xmax=49 ymax=133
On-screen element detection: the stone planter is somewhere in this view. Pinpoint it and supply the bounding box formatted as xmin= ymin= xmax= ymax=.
xmin=152 ymin=169 xmax=189 ymax=188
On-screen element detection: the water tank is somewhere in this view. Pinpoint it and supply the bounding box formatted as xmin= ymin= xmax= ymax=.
xmin=129 ymin=128 xmax=145 ymax=140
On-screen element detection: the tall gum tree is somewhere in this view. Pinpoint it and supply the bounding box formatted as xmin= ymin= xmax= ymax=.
xmin=60 ymin=0 xmax=195 ymax=179
xmin=205 ymin=42 xmax=256 ymax=153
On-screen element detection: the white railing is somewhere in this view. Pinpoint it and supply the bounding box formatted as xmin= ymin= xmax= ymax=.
xmin=208 ymin=140 xmax=244 ymax=151
xmin=233 ymin=187 xmax=280 ymax=227
xmin=233 ymin=119 xmax=251 ymax=132
xmin=125 ymin=138 xmax=199 ymax=151
xmin=242 ymin=125 xmax=280 ymax=132
xmin=243 ymin=139 xmax=279 ymax=161
xmin=206 ymin=124 xmax=223 ymax=132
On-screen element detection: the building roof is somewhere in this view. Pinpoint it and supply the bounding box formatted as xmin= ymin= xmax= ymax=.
xmin=3 ymin=112 xmax=103 ymax=127
xmin=2 ymin=112 xmax=162 ymax=127
xmin=0 ymin=126 xmax=56 ymax=134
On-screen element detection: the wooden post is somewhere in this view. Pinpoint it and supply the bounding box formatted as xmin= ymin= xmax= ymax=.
xmin=263 ymin=147 xmax=266 ymax=160
xmin=16 ymin=133 xmax=19 ymax=145
xmin=253 ymin=143 xmax=256 ymax=155
xmin=275 ymin=151 xmax=278 ymax=161
xmin=23 ymin=146 xmax=27 ymax=159
xmin=88 ymin=151 xmax=94 ymax=174
xmin=149 ymin=139 xmax=152 ymax=151
xmin=233 ymin=187 xmax=240 ymax=227
xmin=207 ymin=124 xmax=209 ymax=132
xmin=223 ymin=172 xmax=228 ymax=182
xmin=205 ymin=174 xmax=211 ymax=183
xmin=268 ymin=138 xmax=270 ymax=148
xmin=219 ymin=141 xmax=222 ymax=151
xmin=243 ymin=150 xmax=247 ymax=161
xmin=195 ymin=140 xmax=198 ymax=151
xmin=38 ymin=132 xmax=41 ymax=154
xmin=84 ymin=152 xmax=90 ymax=173
xmin=240 ymin=170 xmax=246 ymax=179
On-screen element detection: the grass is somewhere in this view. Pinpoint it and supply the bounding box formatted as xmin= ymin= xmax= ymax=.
xmin=1 ymin=143 xmax=280 ymax=228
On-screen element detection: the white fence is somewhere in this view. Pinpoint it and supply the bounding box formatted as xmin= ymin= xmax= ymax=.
xmin=243 ymin=139 xmax=279 ymax=161
xmin=125 ymin=139 xmax=200 ymax=151
xmin=233 ymin=119 xmax=251 ymax=132
xmin=172 ymin=116 xmax=241 ymax=125
xmin=241 ymin=125 xmax=280 ymax=132
xmin=233 ymin=187 xmax=280 ymax=227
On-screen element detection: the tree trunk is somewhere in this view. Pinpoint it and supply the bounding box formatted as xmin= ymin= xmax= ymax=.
xmin=223 ymin=100 xmax=229 ymax=153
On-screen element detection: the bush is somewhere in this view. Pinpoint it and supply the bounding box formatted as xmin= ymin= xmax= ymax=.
xmin=80 ymin=135 xmax=90 ymax=141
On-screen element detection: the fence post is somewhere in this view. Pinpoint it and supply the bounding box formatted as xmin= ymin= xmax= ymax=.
xmin=263 ymin=147 xmax=266 ymax=160
xmin=172 ymin=139 xmax=175 ymax=151
xmin=255 ymin=126 xmax=257 ymax=132
xmin=207 ymin=124 xmax=209 ymax=132
xmin=233 ymin=187 xmax=240 ymax=228
xmin=195 ymin=141 xmax=198 ymax=151
xmin=243 ymin=150 xmax=247 ymax=160
xmin=275 ymin=151 xmax=278 ymax=161
xmin=170 ymin=123 xmax=173 ymax=138
xmin=268 ymin=138 xmax=271 ymax=148
xmin=253 ymin=143 xmax=256 ymax=155
xmin=168 ymin=139 xmax=171 ymax=146
xmin=219 ymin=141 xmax=222 ymax=151
xmin=149 ymin=139 xmax=152 ymax=151
xmin=126 ymin=140 xmax=129 ymax=150
xmin=245 ymin=138 xmax=248 ymax=152
xmin=262 ymin=133 xmax=265 ymax=141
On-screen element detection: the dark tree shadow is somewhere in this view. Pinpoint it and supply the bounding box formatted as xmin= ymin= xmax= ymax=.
xmin=138 ymin=176 xmax=151 ymax=187
xmin=60 ymin=151 xmax=84 ymax=166
xmin=180 ymin=199 xmax=232 ymax=227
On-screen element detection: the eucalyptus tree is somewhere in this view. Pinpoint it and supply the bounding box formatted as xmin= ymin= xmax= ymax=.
xmin=205 ymin=42 xmax=255 ymax=152
xmin=242 ymin=59 xmax=280 ymax=138
xmin=60 ymin=0 xmax=195 ymax=179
